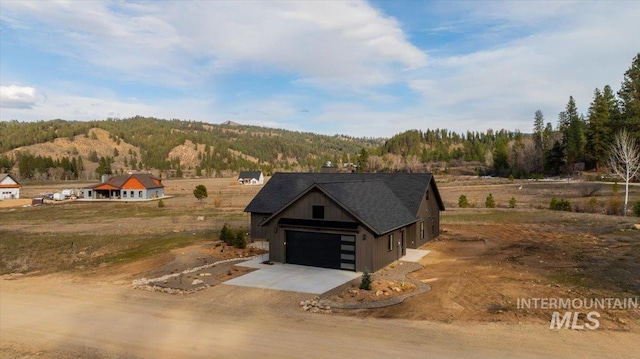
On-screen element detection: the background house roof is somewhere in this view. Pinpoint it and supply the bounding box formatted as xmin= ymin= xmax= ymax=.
xmin=246 ymin=172 xmax=445 ymax=234
xmin=0 ymin=173 xmax=21 ymax=187
xmin=89 ymin=173 xmax=163 ymax=190
xmin=238 ymin=171 xmax=262 ymax=179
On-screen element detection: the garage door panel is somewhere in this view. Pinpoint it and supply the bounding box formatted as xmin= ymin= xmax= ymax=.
xmin=286 ymin=231 xmax=355 ymax=271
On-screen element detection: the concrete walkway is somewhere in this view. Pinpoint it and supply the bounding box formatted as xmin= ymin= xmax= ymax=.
xmin=401 ymin=249 xmax=430 ymax=262
xmin=225 ymin=256 xmax=361 ymax=294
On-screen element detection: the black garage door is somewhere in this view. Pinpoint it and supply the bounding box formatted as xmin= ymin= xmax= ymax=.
xmin=285 ymin=231 xmax=355 ymax=270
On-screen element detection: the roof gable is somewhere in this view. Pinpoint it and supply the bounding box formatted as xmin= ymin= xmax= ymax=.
xmin=245 ymin=172 xmax=444 ymax=215
xmin=249 ymin=172 xmax=444 ymax=235
xmin=0 ymin=173 xmax=20 ymax=187
xmin=317 ymin=181 xmax=418 ymax=235
xmin=238 ymin=171 xmax=262 ymax=179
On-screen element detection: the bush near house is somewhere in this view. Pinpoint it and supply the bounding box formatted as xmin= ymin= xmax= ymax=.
xmin=219 ymin=223 xmax=247 ymax=249
xmin=360 ymin=271 xmax=372 ymax=290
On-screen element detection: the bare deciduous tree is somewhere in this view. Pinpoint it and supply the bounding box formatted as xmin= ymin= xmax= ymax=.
xmin=609 ymin=129 xmax=640 ymax=215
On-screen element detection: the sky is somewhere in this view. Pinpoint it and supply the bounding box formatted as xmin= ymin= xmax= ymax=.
xmin=1 ymin=1 xmax=639 ymax=138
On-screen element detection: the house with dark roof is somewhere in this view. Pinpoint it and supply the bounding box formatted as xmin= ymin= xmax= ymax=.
xmin=238 ymin=171 xmax=264 ymax=185
xmin=82 ymin=173 xmax=164 ymax=200
xmin=0 ymin=173 xmax=21 ymax=199
xmin=244 ymin=172 xmax=445 ymax=272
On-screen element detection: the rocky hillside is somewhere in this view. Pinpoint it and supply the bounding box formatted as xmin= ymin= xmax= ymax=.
xmin=0 ymin=117 xmax=380 ymax=180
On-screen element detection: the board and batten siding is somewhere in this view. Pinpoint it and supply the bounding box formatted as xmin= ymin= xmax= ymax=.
xmin=410 ymin=179 xmax=441 ymax=248
xmin=371 ymin=227 xmax=407 ymax=272
xmin=250 ymin=212 xmax=271 ymax=239
xmin=264 ymin=188 xmax=381 ymax=270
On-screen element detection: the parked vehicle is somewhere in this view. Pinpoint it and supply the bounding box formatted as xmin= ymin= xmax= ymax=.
xmin=53 ymin=193 xmax=66 ymax=201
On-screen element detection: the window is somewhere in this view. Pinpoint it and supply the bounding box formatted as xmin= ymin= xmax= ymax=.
xmin=130 ymin=191 xmax=134 ymax=198
xmin=138 ymin=191 xmax=143 ymax=198
xmin=388 ymin=234 xmax=394 ymax=251
xmin=420 ymin=222 xmax=425 ymax=239
xmin=312 ymin=205 xmax=325 ymax=219
xmin=123 ymin=191 xmax=127 ymax=198
xmin=88 ymin=190 xmax=92 ymax=197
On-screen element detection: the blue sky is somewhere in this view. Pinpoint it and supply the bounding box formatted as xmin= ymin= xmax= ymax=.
xmin=1 ymin=1 xmax=639 ymax=138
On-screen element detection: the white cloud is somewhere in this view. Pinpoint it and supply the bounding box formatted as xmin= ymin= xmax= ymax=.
xmin=0 ymin=85 xmax=38 ymax=109
xmin=0 ymin=0 xmax=425 ymax=90
xmin=410 ymin=1 xmax=640 ymax=132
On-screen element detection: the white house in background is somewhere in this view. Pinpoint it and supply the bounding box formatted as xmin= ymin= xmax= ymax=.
xmin=0 ymin=173 xmax=21 ymax=199
xmin=238 ymin=171 xmax=264 ymax=185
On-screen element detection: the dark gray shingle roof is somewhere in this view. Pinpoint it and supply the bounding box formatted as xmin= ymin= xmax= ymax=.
xmin=245 ymin=172 xmax=444 ymax=235
xmin=238 ymin=171 xmax=262 ymax=179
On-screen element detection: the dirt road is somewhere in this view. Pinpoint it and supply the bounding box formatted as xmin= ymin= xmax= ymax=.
xmin=2 ymin=275 xmax=638 ymax=359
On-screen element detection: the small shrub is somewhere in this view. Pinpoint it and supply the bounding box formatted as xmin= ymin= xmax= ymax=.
xmin=220 ymin=223 xmax=234 ymax=245
xmin=586 ymin=197 xmax=599 ymax=213
xmin=360 ymin=271 xmax=372 ymax=290
xmin=550 ymin=197 xmax=571 ymax=211
xmin=508 ymin=197 xmax=516 ymax=208
xmin=485 ymin=193 xmax=496 ymax=208
xmin=508 ymin=174 xmax=514 ymax=182
xmin=234 ymin=228 xmax=247 ymax=249
xmin=633 ymin=200 xmax=640 ymax=217
xmin=458 ymin=194 xmax=469 ymax=208
xmin=157 ymin=199 xmax=165 ymax=208
xmin=213 ymin=197 xmax=222 ymax=208
xmin=607 ymin=196 xmax=624 ymax=215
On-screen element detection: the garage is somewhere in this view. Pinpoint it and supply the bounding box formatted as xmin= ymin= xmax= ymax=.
xmin=285 ymin=231 xmax=355 ymax=271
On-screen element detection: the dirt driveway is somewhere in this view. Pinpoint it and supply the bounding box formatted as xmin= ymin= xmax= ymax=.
xmin=2 ymin=274 xmax=639 ymax=359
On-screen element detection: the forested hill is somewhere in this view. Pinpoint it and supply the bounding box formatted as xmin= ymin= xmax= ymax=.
xmin=0 ymin=117 xmax=381 ymax=180
xmin=1 ymin=53 xmax=638 ymax=181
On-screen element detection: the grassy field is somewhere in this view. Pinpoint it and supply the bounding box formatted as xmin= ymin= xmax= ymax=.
xmin=0 ymin=178 xmax=261 ymax=274
xmin=1 ymin=175 xmax=638 ymax=281
xmin=1 ymin=175 xmax=639 ymax=329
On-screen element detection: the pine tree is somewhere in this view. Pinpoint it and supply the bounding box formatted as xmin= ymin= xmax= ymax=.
xmin=617 ymin=53 xmax=640 ymax=141
xmin=586 ymin=88 xmax=612 ymax=171
xmin=533 ymin=110 xmax=546 ymax=174
xmin=561 ymin=96 xmax=585 ymax=174
xmin=193 ymin=184 xmax=208 ymax=201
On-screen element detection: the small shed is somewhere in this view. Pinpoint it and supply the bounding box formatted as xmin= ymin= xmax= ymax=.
xmin=0 ymin=173 xmax=21 ymax=199
xmin=238 ymin=171 xmax=264 ymax=185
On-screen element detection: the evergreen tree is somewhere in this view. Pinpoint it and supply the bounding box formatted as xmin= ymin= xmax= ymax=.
xmin=96 ymin=156 xmax=112 ymax=177
xmin=533 ymin=110 xmax=546 ymax=174
xmin=193 ymin=184 xmax=208 ymax=201
xmin=617 ymin=53 xmax=640 ymax=141
xmin=586 ymin=88 xmax=612 ymax=171
xmin=561 ymin=96 xmax=585 ymax=174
